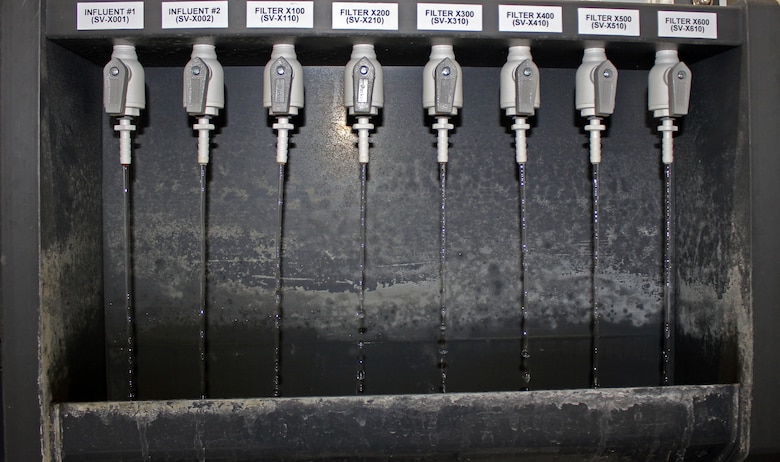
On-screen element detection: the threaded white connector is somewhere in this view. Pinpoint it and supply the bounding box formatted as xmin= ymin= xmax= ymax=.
xmin=433 ymin=116 xmax=454 ymax=164
xmin=193 ymin=116 xmax=215 ymax=165
xmin=114 ymin=116 xmax=136 ymax=165
xmin=512 ymin=117 xmax=531 ymax=164
xmin=585 ymin=117 xmax=605 ymax=164
xmin=658 ymin=117 xmax=678 ymax=164
xmin=354 ymin=116 xmax=374 ymax=164
xmin=273 ymin=116 xmax=294 ymax=164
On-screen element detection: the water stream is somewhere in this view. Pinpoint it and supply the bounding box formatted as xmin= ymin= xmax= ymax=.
xmin=273 ymin=163 xmax=286 ymax=397
xmin=122 ymin=165 xmax=136 ymax=400
xmin=438 ymin=162 xmax=448 ymax=393
xmin=356 ymin=163 xmax=368 ymax=393
xmin=662 ymin=163 xmax=675 ymax=386
xmin=199 ymin=164 xmax=208 ymax=399
xmin=591 ymin=162 xmax=601 ymax=389
xmin=518 ymin=163 xmax=531 ymax=391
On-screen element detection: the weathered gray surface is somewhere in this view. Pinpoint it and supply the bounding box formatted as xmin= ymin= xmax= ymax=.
xmin=38 ymin=42 xmax=108 ymax=461
xmin=54 ymin=385 xmax=740 ymax=461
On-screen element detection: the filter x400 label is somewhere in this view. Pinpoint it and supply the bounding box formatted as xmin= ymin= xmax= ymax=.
xmin=499 ymin=5 xmax=562 ymax=33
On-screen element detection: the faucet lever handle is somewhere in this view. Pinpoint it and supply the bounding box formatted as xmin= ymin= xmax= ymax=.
xmin=514 ymin=59 xmax=539 ymax=117
xmin=434 ymin=57 xmax=458 ymax=114
xmin=593 ymin=60 xmax=618 ymax=117
xmin=352 ymin=56 xmax=376 ymax=115
xmin=668 ymin=62 xmax=691 ymax=117
xmin=269 ymin=56 xmax=294 ymax=115
xmin=104 ymin=57 xmax=130 ymax=115
xmin=183 ymin=57 xmax=211 ymax=115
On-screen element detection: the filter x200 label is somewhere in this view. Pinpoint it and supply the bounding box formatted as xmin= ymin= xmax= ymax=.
xmin=332 ymin=2 xmax=399 ymax=30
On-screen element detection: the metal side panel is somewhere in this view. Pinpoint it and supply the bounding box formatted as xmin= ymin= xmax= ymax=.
xmin=745 ymin=0 xmax=780 ymax=456
xmin=1 ymin=0 xmax=44 ymax=461
xmin=54 ymin=385 xmax=739 ymax=461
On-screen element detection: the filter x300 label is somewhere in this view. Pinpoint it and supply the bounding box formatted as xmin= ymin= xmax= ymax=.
xmin=417 ymin=3 xmax=483 ymax=31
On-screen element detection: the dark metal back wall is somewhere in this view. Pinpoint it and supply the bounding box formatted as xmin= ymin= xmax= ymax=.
xmin=104 ymin=61 xmax=686 ymax=400
xmin=673 ymin=46 xmax=746 ymax=388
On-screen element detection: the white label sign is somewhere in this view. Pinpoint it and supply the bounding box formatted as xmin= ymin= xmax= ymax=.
xmin=499 ymin=5 xmax=562 ymax=33
xmin=332 ymin=2 xmax=399 ymax=30
xmin=247 ymin=1 xmax=314 ymax=28
xmin=417 ymin=3 xmax=483 ymax=31
xmin=162 ymin=1 xmax=229 ymax=28
xmin=658 ymin=11 xmax=717 ymax=39
xmin=77 ymin=2 xmax=144 ymax=30
xmin=578 ymin=8 xmax=640 ymax=36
